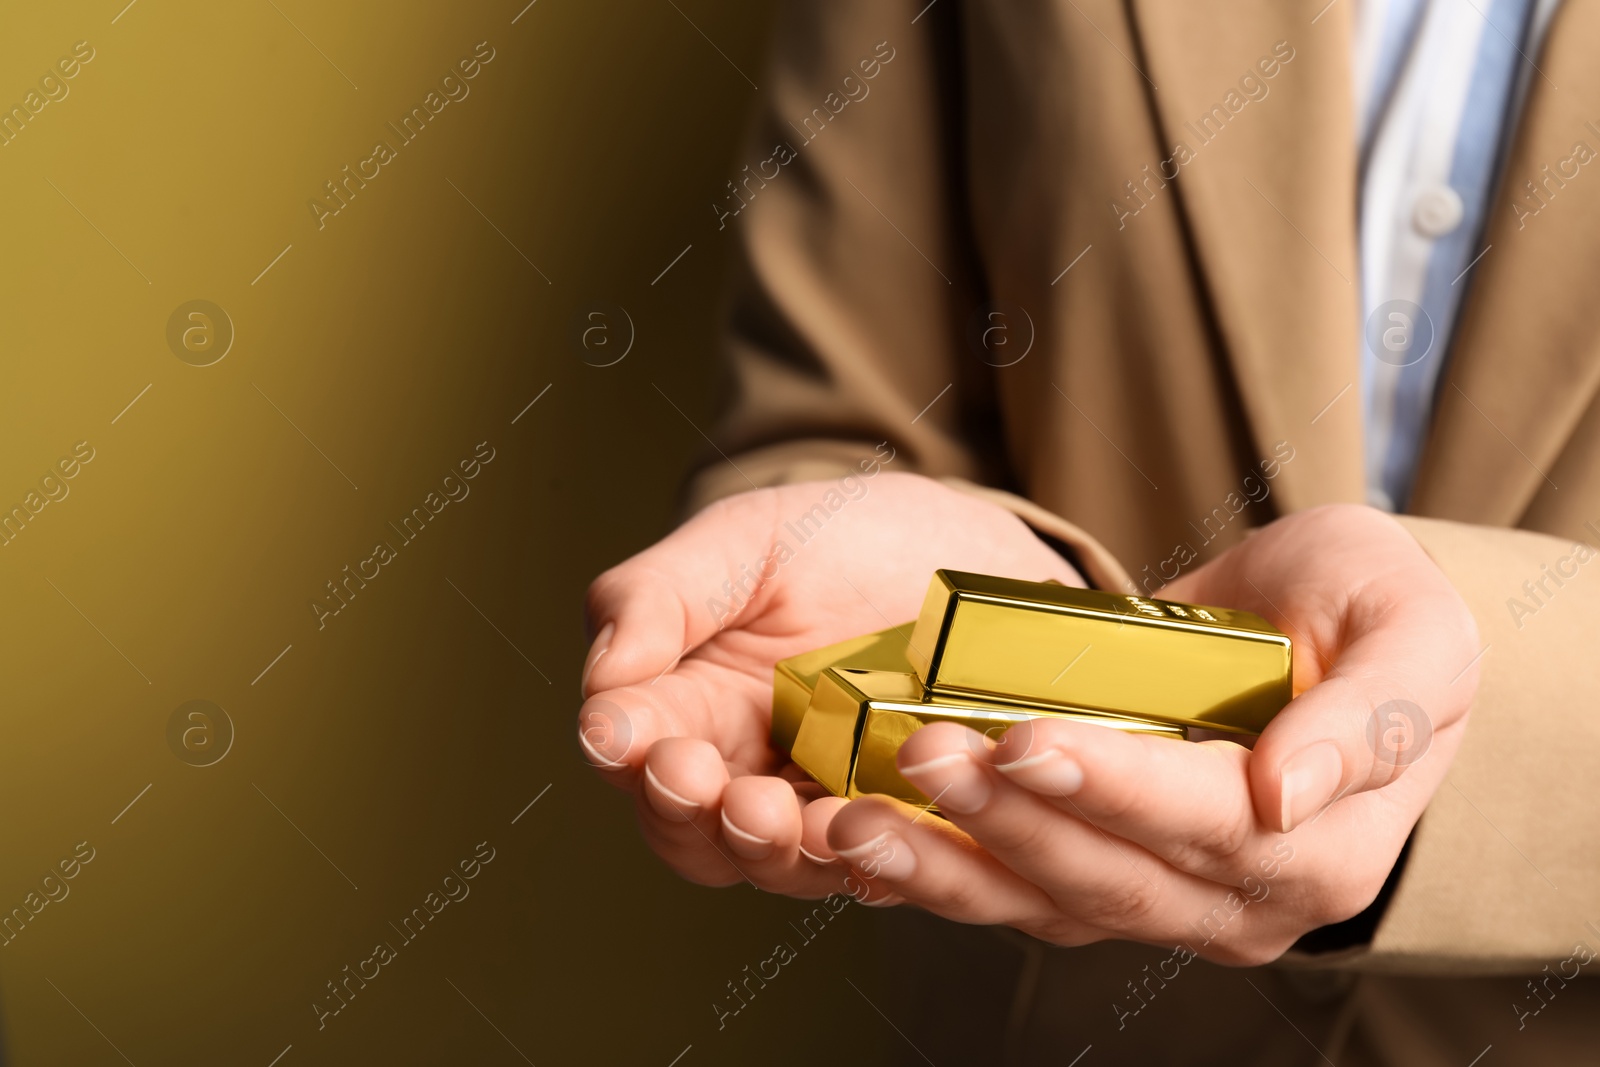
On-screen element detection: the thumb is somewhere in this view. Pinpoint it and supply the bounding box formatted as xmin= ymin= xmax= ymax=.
xmin=1249 ymin=581 xmax=1479 ymax=833
xmin=583 ymin=489 xmax=781 ymax=695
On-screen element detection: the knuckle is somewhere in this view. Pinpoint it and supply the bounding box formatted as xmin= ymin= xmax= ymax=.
xmin=980 ymin=812 xmax=1057 ymax=857
xmin=1169 ymin=812 xmax=1254 ymax=874
xmin=1077 ymin=874 xmax=1165 ymax=930
xmin=930 ymin=872 xmax=988 ymax=918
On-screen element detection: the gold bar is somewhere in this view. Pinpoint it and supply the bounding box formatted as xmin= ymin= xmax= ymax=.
xmin=770 ymin=626 xmax=914 ymax=756
xmin=907 ymin=570 xmax=1292 ymax=734
xmin=791 ymin=667 xmax=1185 ymax=808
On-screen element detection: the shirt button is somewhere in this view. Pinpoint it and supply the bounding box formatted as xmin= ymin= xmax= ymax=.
xmin=1412 ymin=186 xmax=1465 ymax=237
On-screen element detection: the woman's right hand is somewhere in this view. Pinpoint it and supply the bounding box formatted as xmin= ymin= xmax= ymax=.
xmin=577 ymin=469 xmax=1083 ymax=901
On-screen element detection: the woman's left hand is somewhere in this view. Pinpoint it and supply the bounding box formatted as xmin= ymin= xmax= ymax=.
xmin=817 ymin=504 xmax=1483 ymax=964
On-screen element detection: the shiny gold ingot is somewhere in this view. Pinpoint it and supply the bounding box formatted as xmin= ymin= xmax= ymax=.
xmin=771 ymin=626 xmax=914 ymax=755
xmin=791 ymin=667 xmax=1186 ymax=807
xmin=907 ymin=570 xmax=1292 ymax=734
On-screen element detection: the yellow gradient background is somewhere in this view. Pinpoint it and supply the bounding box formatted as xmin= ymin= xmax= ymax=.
xmin=0 ymin=2 xmax=889 ymax=1062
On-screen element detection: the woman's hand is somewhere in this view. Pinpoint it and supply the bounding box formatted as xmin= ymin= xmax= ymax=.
xmin=578 ymin=469 xmax=1082 ymax=901
xmin=822 ymin=503 xmax=1483 ymax=963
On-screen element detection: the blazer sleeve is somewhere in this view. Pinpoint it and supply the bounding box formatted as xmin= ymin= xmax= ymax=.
xmin=683 ymin=0 xmax=1014 ymax=513
xmin=1350 ymin=515 xmax=1600 ymax=973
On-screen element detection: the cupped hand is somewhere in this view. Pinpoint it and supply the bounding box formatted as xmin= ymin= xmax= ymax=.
xmin=578 ymin=468 xmax=1082 ymax=900
xmin=823 ymin=503 xmax=1483 ymax=963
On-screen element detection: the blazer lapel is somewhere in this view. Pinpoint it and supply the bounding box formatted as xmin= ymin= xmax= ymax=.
xmin=1408 ymin=0 xmax=1600 ymax=525
xmin=1123 ymin=0 xmax=1367 ymax=512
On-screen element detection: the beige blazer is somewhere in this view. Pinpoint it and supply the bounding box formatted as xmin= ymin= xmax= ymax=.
xmin=686 ymin=1 xmax=1600 ymax=1061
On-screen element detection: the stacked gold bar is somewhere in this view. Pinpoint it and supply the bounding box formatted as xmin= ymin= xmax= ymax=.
xmin=772 ymin=570 xmax=1292 ymax=810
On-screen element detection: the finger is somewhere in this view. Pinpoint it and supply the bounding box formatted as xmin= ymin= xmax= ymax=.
xmin=826 ymin=795 xmax=1080 ymax=934
xmin=634 ymin=737 xmax=742 ymax=887
xmin=982 ymin=717 xmax=1274 ymax=884
xmin=1160 ymin=507 xmax=1478 ymax=832
xmin=895 ymin=723 xmax=1222 ymax=939
xmin=577 ymin=660 xmax=770 ymax=783
xmin=1249 ymin=573 xmax=1477 ymax=833
xmin=799 ymin=796 xmax=850 ymax=865
xmin=722 ymin=775 xmax=855 ymax=896
xmin=581 ymin=473 xmax=1089 ymax=698
xmin=636 ymin=739 xmax=852 ymax=897
xmin=798 ymin=797 xmax=908 ymax=905
xmin=583 ymin=490 xmax=782 ymax=695
xmin=719 ymin=775 xmax=802 ymax=861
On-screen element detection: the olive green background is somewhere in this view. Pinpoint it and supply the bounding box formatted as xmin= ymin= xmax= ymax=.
xmin=0 ymin=2 xmax=890 ymax=1063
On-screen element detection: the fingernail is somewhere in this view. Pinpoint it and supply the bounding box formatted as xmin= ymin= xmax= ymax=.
xmin=836 ymin=831 xmax=916 ymax=882
xmin=643 ymin=765 xmax=699 ymax=821
xmin=899 ymin=751 xmax=991 ymax=814
xmin=995 ymin=749 xmax=1084 ymax=796
xmin=721 ymin=810 xmax=774 ymax=860
xmin=1279 ymin=741 xmax=1344 ymax=832
xmin=862 ymin=893 xmax=904 ymax=908
xmin=799 ymin=845 xmax=834 ymax=866
xmin=577 ymin=702 xmax=632 ymax=769
xmin=581 ymin=621 xmax=614 ymax=697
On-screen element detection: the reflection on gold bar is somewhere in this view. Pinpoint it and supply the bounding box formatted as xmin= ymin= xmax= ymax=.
xmin=770 ymin=626 xmax=914 ymax=756
xmin=906 ymin=570 xmax=1292 ymax=735
xmin=791 ymin=667 xmax=1185 ymax=808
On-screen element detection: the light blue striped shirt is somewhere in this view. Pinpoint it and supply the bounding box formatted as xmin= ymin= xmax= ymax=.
xmin=1355 ymin=0 xmax=1561 ymax=511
